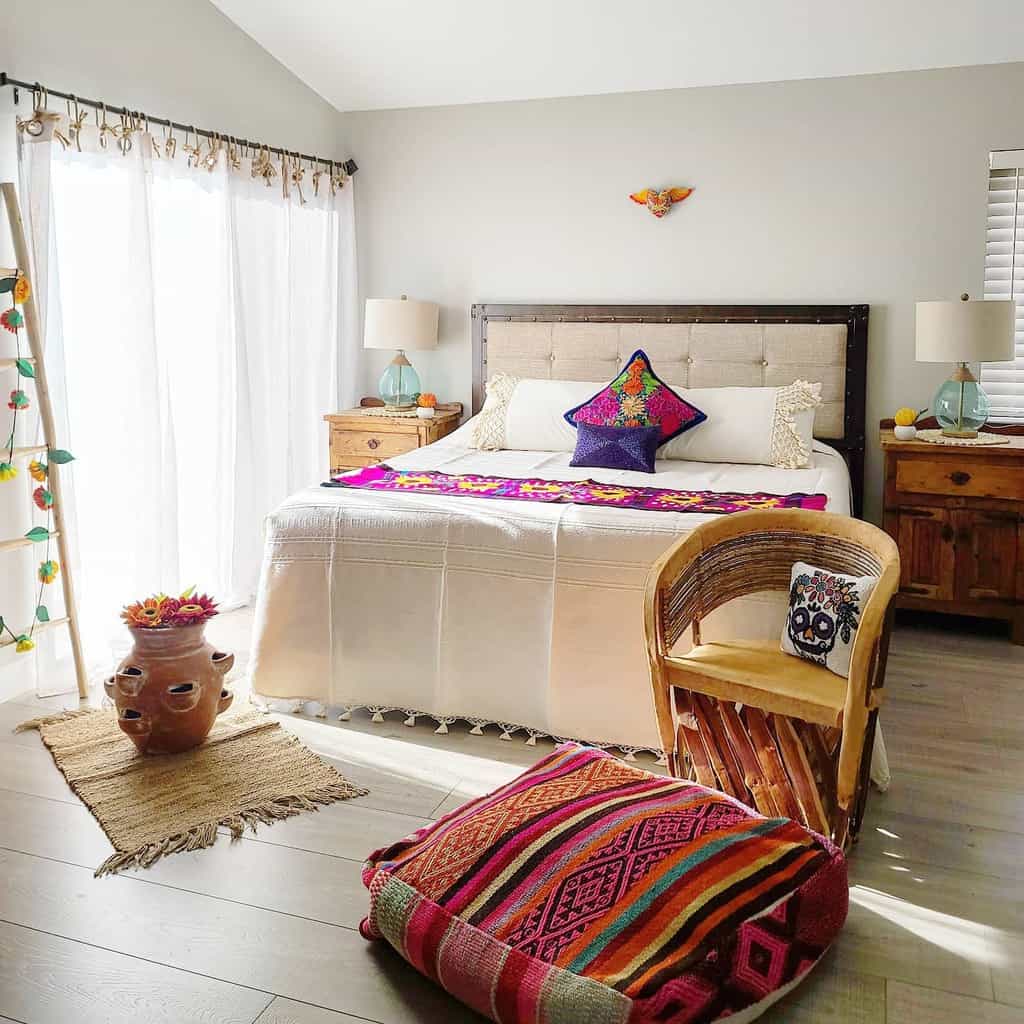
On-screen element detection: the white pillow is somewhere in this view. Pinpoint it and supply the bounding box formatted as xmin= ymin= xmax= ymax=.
xmin=472 ymin=376 xmax=601 ymax=452
xmin=780 ymin=561 xmax=878 ymax=678
xmin=660 ymin=382 xmax=821 ymax=468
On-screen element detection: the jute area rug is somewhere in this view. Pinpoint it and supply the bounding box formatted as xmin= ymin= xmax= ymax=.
xmin=16 ymin=706 xmax=368 ymax=876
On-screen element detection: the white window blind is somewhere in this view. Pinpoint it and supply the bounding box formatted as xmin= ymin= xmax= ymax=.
xmin=982 ymin=151 xmax=1024 ymax=422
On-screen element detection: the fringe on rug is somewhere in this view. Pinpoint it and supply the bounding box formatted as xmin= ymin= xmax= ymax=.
xmin=95 ymin=781 xmax=369 ymax=877
xmin=14 ymin=707 xmax=95 ymax=734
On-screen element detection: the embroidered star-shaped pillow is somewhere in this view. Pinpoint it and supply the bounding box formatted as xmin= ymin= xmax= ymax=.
xmin=564 ymin=349 xmax=706 ymax=446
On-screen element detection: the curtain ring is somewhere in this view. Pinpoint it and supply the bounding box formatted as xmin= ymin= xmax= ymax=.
xmin=66 ymin=96 xmax=85 ymax=151
xmin=17 ymin=83 xmax=48 ymax=137
xmin=203 ymin=131 xmax=218 ymax=171
xmin=118 ymin=110 xmax=133 ymax=155
xmin=143 ymin=114 xmax=160 ymax=159
xmin=96 ymin=102 xmax=110 ymax=148
xmin=184 ymin=126 xmax=200 ymax=166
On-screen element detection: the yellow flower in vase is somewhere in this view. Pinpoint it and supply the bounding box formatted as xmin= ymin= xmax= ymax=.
xmin=0 ymin=462 xmax=17 ymax=482
xmin=15 ymin=636 xmax=35 ymax=653
xmin=38 ymin=559 xmax=59 ymax=584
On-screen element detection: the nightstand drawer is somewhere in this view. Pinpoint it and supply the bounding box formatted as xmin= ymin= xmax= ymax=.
xmin=331 ymin=428 xmax=417 ymax=460
xmin=330 ymin=454 xmax=385 ymax=472
xmin=894 ymin=458 xmax=1024 ymax=501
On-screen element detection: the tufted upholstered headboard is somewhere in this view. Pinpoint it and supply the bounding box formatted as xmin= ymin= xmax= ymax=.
xmin=471 ymin=304 xmax=869 ymax=515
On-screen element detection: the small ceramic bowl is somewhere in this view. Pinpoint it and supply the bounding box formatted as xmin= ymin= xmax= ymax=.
xmin=894 ymin=424 xmax=917 ymax=440
xmin=417 ymin=407 xmax=435 ymax=418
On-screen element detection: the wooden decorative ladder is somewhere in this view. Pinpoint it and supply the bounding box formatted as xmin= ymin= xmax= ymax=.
xmin=0 ymin=181 xmax=88 ymax=699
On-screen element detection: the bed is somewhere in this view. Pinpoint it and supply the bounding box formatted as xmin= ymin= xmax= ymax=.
xmin=250 ymin=303 xmax=870 ymax=758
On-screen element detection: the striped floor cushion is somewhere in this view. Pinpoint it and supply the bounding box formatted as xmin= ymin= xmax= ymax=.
xmin=360 ymin=743 xmax=848 ymax=1024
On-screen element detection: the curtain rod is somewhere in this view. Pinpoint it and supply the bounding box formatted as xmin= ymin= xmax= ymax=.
xmin=0 ymin=72 xmax=357 ymax=176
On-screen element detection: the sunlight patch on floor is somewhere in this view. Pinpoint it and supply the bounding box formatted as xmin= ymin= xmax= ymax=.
xmin=850 ymin=885 xmax=1012 ymax=966
xmin=278 ymin=712 xmax=526 ymax=792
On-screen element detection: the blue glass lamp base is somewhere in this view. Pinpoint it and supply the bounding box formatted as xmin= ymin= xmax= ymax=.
xmin=378 ymin=351 xmax=421 ymax=409
xmin=932 ymin=364 xmax=990 ymax=438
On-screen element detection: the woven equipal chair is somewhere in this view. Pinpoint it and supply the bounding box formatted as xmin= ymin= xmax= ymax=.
xmin=644 ymin=509 xmax=900 ymax=848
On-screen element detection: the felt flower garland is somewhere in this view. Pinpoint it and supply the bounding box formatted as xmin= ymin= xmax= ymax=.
xmin=0 ymin=270 xmax=74 ymax=655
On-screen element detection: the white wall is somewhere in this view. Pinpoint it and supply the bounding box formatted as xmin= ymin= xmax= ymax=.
xmin=345 ymin=61 xmax=1024 ymax=523
xmin=0 ymin=0 xmax=339 ymax=159
xmin=0 ymin=0 xmax=341 ymax=699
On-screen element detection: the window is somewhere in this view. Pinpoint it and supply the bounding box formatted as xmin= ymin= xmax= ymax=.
xmin=18 ymin=129 xmax=357 ymax=660
xmin=982 ymin=151 xmax=1024 ymax=422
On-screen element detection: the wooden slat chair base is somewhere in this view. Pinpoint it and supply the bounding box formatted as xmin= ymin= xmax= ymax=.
xmin=673 ymin=688 xmax=877 ymax=841
xmin=643 ymin=509 xmax=899 ymax=849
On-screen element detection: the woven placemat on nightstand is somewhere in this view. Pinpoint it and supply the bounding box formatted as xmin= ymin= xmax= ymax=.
xmin=916 ymin=429 xmax=1010 ymax=446
xmin=359 ymin=407 xmax=421 ymax=418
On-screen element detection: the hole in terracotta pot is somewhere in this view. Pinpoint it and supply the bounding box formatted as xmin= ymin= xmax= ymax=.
xmin=121 ymin=708 xmax=142 ymax=720
xmin=121 ymin=666 xmax=143 ymax=677
xmin=211 ymin=651 xmax=229 ymax=663
xmin=167 ymin=682 xmax=195 ymax=694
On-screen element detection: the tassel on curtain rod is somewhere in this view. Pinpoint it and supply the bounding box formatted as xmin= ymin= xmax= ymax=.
xmin=0 ymin=72 xmax=357 ymax=177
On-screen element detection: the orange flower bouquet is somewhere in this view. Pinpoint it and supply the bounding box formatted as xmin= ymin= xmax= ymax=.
xmin=416 ymin=392 xmax=438 ymax=419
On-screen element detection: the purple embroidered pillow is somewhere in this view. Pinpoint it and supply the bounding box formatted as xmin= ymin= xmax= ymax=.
xmin=564 ymin=349 xmax=706 ymax=445
xmin=570 ymin=422 xmax=661 ymax=473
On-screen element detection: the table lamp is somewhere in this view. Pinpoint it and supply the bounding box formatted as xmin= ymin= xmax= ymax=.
xmin=364 ymin=296 xmax=439 ymax=410
xmin=915 ymin=295 xmax=1015 ymax=437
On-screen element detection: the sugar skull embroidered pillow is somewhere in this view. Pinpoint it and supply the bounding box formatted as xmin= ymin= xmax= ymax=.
xmin=780 ymin=561 xmax=878 ymax=678
xmin=563 ymin=349 xmax=706 ymax=445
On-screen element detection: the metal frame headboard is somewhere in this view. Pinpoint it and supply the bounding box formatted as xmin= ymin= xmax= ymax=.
xmin=471 ymin=303 xmax=869 ymax=516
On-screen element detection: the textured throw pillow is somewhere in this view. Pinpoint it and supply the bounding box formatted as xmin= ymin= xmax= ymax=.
xmin=361 ymin=742 xmax=849 ymax=1024
xmin=564 ymin=349 xmax=706 ymax=445
xmin=570 ymin=422 xmax=661 ymax=473
xmin=780 ymin=561 xmax=878 ymax=677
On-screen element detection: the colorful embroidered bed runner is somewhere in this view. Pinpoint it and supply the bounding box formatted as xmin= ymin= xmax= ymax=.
xmin=325 ymin=465 xmax=827 ymax=514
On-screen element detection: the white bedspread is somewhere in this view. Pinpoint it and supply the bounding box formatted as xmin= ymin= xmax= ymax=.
xmin=250 ymin=428 xmax=857 ymax=756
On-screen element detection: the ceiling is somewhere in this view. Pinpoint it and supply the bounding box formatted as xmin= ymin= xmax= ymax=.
xmin=211 ymin=0 xmax=1024 ymax=113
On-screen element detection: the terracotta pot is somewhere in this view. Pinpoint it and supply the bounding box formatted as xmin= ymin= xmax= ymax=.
xmin=104 ymin=623 xmax=235 ymax=755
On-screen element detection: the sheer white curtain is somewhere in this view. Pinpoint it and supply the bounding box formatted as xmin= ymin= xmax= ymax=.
xmin=15 ymin=120 xmax=358 ymax=688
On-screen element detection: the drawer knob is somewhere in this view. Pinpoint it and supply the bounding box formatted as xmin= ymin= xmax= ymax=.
xmin=949 ymin=470 xmax=970 ymax=485
xmin=367 ymin=438 xmax=381 ymax=450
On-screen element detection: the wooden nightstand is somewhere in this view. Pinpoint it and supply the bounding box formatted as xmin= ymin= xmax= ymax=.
xmin=880 ymin=420 xmax=1024 ymax=643
xmin=325 ymin=403 xmax=462 ymax=473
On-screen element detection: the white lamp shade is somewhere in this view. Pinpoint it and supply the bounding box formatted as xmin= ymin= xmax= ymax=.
xmin=915 ymin=299 xmax=1015 ymax=363
xmin=364 ymin=297 xmax=439 ymax=351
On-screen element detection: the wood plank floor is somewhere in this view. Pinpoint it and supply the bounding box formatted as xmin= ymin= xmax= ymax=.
xmin=0 ymin=610 xmax=1021 ymax=1023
